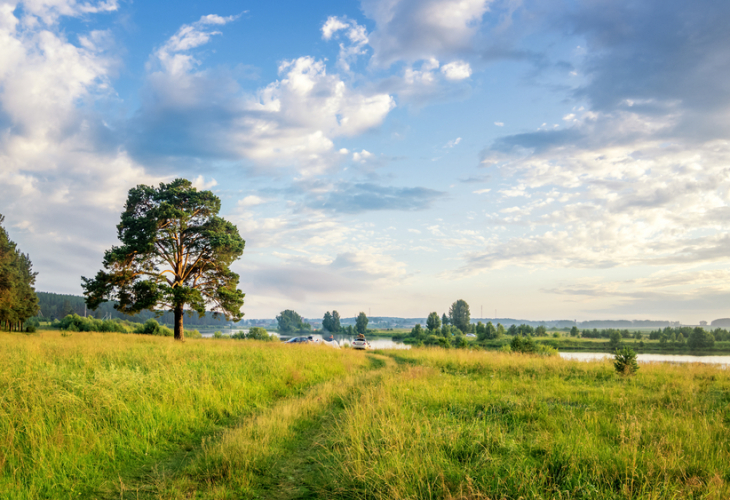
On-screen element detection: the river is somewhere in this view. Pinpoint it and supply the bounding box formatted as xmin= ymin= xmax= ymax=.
xmin=560 ymin=352 xmax=730 ymax=366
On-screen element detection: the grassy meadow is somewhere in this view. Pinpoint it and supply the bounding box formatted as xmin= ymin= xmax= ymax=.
xmin=1 ymin=331 xmax=729 ymax=499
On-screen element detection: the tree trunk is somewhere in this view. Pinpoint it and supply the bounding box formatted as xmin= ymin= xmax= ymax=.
xmin=174 ymin=304 xmax=184 ymax=341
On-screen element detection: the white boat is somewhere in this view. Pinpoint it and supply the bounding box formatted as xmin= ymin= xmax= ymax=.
xmin=351 ymin=338 xmax=370 ymax=350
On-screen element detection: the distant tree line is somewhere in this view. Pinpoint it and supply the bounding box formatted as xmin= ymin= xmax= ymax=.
xmin=36 ymin=292 xmax=234 ymax=326
xmin=0 ymin=215 xmax=39 ymax=331
xmin=275 ymin=309 xmax=371 ymax=336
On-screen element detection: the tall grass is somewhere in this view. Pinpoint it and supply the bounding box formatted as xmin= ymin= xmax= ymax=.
xmin=0 ymin=331 xmax=368 ymax=499
xmin=313 ymin=348 xmax=730 ymax=499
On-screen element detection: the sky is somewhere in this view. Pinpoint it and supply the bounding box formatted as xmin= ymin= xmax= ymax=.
xmin=1 ymin=0 xmax=730 ymax=323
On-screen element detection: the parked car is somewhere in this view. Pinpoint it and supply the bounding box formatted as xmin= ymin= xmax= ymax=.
xmin=352 ymin=338 xmax=371 ymax=350
xmin=285 ymin=336 xmax=310 ymax=344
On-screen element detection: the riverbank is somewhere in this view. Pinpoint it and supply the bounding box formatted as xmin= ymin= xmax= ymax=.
xmin=2 ymin=331 xmax=728 ymax=498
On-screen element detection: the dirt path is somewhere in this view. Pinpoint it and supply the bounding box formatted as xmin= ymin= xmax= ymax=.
xmin=109 ymin=353 xmax=395 ymax=499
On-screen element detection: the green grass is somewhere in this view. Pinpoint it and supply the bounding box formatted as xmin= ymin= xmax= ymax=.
xmin=0 ymin=330 xmax=370 ymax=499
xmin=2 ymin=333 xmax=729 ymax=499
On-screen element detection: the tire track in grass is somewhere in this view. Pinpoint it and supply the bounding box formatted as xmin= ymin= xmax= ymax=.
xmin=111 ymin=353 xmax=394 ymax=499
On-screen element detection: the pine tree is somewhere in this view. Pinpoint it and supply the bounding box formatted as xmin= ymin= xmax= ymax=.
xmin=0 ymin=215 xmax=39 ymax=331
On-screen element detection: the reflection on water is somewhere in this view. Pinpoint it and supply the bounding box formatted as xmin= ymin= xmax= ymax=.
xmin=560 ymin=352 xmax=730 ymax=366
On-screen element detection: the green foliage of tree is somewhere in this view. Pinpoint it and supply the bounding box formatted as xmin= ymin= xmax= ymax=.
xmin=475 ymin=321 xmax=486 ymax=339
xmin=0 ymin=214 xmax=39 ymax=331
xmin=246 ymin=326 xmax=274 ymax=341
xmin=507 ymin=324 xmax=518 ymax=336
xmin=82 ymin=180 xmax=245 ymax=341
xmin=411 ymin=324 xmax=423 ymax=337
xmin=426 ymin=312 xmax=441 ymax=332
xmin=496 ymin=323 xmax=505 ymax=338
xmin=517 ymin=324 xmax=534 ymax=336
xmin=441 ymin=313 xmax=449 ymax=326
xmin=138 ymin=318 xmax=173 ymax=336
xmin=277 ymin=309 xmax=310 ymax=333
xmin=609 ymin=330 xmax=622 ymax=349
xmin=535 ymin=325 xmax=547 ymax=336
xmin=614 ymin=347 xmax=639 ymax=375
xmin=331 ymin=310 xmax=341 ymax=332
xmin=688 ymin=327 xmax=715 ymax=350
xmin=322 ymin=311 xmax=333 ymax=332
xmin=511 ymin=335 xmax=536 ymax=353
xmin=355 ymin=312 xmax=368 ymax=335
xmin=448 ymin=299 xmax=470 ymax=332
xmin=570 ymin=326 xmax=579 ymax=337
xmin=55 ymin=314 xmax=140 ymax=334
xmin=322 ymin=310 xmax=342 ymax=332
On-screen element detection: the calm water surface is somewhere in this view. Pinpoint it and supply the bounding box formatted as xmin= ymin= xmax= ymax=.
xmin=560 ymin=352 xmax=730 ymax=366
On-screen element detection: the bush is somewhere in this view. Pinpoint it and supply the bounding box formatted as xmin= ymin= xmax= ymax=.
xmin=614 ymin=347 xmax=639 ymax=375
xmin=24 ymin=317 xmax=40 ymax=333
xmin=187 ymin=329 xmax=202 ymax=339
xmin=58 ymin=314 xmax=135 ymax=334
xmin=246 ymin=327 xmax=275 ymax=341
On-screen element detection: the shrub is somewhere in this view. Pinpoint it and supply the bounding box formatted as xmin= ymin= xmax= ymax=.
xmin=246 ymin=327 xmax=274 ymax=341
xmin=614 ymin=347 xmax=639 ymax=375
xmin=24 ymin=317 xmax=40 ymax=333
xmin=136 ymin=318 xmax=172 ymax=336
xmin=187 ymin=329 xmax=202 ymax=339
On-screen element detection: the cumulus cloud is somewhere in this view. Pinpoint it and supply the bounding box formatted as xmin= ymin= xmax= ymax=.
xmin=361 ymin=0 xmax=490 ymax=67
xmin=321 ymin=16 xmax=369 ymax=71
xmin=440 ymin=60 xmax=472 ymax=80
xmin=192 ymin=175 xmax=217 ymax=190
xmin=135 ymin=28 xmax=395 ymax=174
xmin=154 ymin=14 xmax=237 ymax=76
xmin=0 ymin=0 xmax=166 ymax=293
xmin=456 ymin=110 xmax=730 ymax=276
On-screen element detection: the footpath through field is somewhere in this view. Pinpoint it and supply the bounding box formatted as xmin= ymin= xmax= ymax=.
xmin=108 ymin=353 xmax=395 ymax=499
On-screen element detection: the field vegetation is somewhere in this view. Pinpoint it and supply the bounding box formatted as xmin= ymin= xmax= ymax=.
xmin=0 ymin=330 xmax=369 ymax=499
xmin=2 ymin=330 xmax=729 ymax=499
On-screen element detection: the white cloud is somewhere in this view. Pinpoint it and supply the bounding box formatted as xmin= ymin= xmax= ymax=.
xmin=440 ymin=60 xmax=472 ymax=80
xmin=444 ymin=137 xmax=462 ymax=148
xmin=321 ymin=16 xmax=370 ymax=71
xmin=362 ymin=0 xmax=490 ymax=67
xmin=141 ymin=25 xmax=396 ymax=174
xmin=237 ymin=195 xmax=265 ymax=207
xmin=321 ymin=16 xmax=350 ymax=40
xmin=192 ymin=175 xmax=217 ymax=190
xmin=494 ymin=121 xmax=504 ymax=126
xmin=460 ymin=111 xmax=730 ymax=277
xmin=154 ymin=14 xmax=237 ymax=76
xmin=352 ymin=149 xmax=373 ymax=163
xmin=473 ymin=188 xmax=491 ymax=194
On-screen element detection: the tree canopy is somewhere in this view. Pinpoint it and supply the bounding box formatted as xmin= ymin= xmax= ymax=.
xmin=322 ymin=310 xmax=341 ymax=332
xmin=0 ymin=215 xmax=40 ymax=331
xmin=426 ymin=311 xmax=441 ymax=332
xmin=355 ymin=312 xmax=368 ymax=334
xmin=277 ymin=309 xmax=311 ymax=333
xmin=82 ymin=179 xmax=245 ymax=341
xmin=448 ymin=299 xmax=470 ymax=332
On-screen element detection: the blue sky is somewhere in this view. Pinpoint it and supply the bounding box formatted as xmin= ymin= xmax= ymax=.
xmin=2 ymin=0 xmax=730 ymax=322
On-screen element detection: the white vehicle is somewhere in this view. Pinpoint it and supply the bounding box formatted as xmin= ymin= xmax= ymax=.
xmin=351 ymin=338 xmax=371 ymax=350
